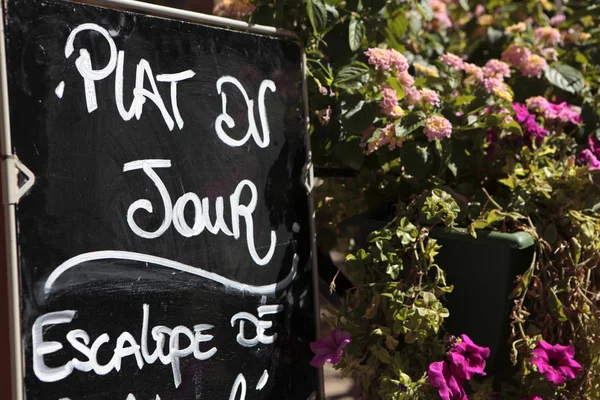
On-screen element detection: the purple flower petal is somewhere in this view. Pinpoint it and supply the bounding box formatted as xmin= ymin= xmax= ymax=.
xmin=309 ymin=327 xmax=351 ymax=368
xmin=531 ymin=340 xmax=582 ymax=386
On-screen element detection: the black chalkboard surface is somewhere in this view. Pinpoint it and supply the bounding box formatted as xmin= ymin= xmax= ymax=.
xmin=1 ymin=0 xmax=319 ymax=399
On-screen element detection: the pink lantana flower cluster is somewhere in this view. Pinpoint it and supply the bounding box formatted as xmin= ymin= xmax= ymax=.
xmin=362 ymin=47 xmax=447 ymax=152
xmin=440 ymin=53 xmax=513 ymax=102
xmin=428 ymin=0 xmax=453 ymax=32
xmin=363 ymin=123 xmax=400 ymax=154
xmin=380 ymin=86 xmax=405 ymax=119
xmin=501 ymin=44 xmax=547 ymax=79
xmin=424 ymin=115 xmax=452 ymax=142
xmin=501 ymin=24 xmax=565 ymax=79
xmin=428 ymin=334 xmax=490 ymax=400
xmin=364 ymin=48 xmax=408 ymax=73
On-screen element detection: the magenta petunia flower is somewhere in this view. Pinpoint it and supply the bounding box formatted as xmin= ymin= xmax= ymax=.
xmin=531 ymin=340 xmax=583 ymax=386
xmin=549 ymin=102 xmax=582 ymax=125
xmin=448 ymin=334 xmax=491 ymax=380
xmin=525 ymin=97 xmax=582 ymax=125
xmin=579 ymin=149 xmax=600 ymax=171
xmin=513 ymin=103 xmax=548 ymax=139
xmin=513 ymin=103 xmax=531 ymax=123
xmin=523 ymin=396 xmax=543 ymax=400
xmin=588 ymin=135 xmax=600 ymax=158
xmin=428 ymin=361 xmax=468 ymax=400
xmin=309 ymin=327 xmax=351 ymax=368
xmin=522 ymin=115 xmax=548 ymax=139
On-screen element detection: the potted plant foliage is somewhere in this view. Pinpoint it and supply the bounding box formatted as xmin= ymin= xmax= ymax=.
xmin=215 ymin=0 xmax=600 ymax=398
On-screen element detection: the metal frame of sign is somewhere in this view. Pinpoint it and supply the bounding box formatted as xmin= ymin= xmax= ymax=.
xmin=0 ymin=1 xmax=322 ymax=399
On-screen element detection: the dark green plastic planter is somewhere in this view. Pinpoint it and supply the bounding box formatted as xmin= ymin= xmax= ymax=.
xmin=429 ymin=227 xmax=535 ymax=377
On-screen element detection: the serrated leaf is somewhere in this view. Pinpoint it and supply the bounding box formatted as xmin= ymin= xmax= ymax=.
xmin=394 ymin=118 xmax=425 ymax=139
xmin=306 ymin=0 xmax=327 ymax=35
xmin=544 ymin=64 xmax=585 ymax=94
xmin=348 ymin=19 xmax=365 ymax=52
xmin=334 ymin=61 xmax=370 ymax=91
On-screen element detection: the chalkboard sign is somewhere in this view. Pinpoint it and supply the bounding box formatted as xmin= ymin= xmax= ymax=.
xmin=0 ymin=0 xmax=320 ymax=399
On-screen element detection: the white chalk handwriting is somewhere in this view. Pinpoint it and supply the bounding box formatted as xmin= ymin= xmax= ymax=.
xmin=123 ymin=159 xmax=276 ymax=266
xmin=32 ymin=305 xmax=216 ymax=387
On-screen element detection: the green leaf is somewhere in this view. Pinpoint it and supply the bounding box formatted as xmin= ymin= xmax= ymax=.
xmin=416 ymin=0 xmax=433 ymax=21
xmin=394 ymin=118 xmax=425 ymax=139
xmin=341 ymin=97 xmax=376 ymax=134
xmin=499 ymin=175 xmax=517 ymax=189
xmin=409 ymin=13 xmax=422 ymax=35
xmin=472 ymin=219 xmax=489 ymax=229
xmin=458 ymin=0 xmax=469 ymax=11
xmin=467 ymin=115 xmax=478 ymax=126
xmin=348 ymin=19 xmax=365 ymax=52
xmin=569 ymin=237 xmax=582 ymax=264
xmin=548 ymin=287 xmax=568 ymax=322
xmin=544 ymin=64 xmax=585 ymax=94
xmin=384 ymin=14 xmax=408 ymax=50
xmin=486 ymin=209 xmax=504 ymax=224
xmin=306 ymin=0 xmax=327 ymax=35
xmin=455 ymin=95 xmax=476 ymax=106
xmin=487 ymin=27 xmax=504 ymax=43
xmin=386 ymin=76 xmax=405 ymax=100
xmin=364 ymin=293 xmax=380 ymax=319
xmin=336 ymin=139 xmax=365 ymax=170
xmin=324 ymin=3 xmax=339 ymax=19
xmin=421 ymin=291 xmax=436 ymax=306
xmin=575 ymin=52 xmax=589 ymax=66
xmin=334 ymin=61 xmax=370 ymax=91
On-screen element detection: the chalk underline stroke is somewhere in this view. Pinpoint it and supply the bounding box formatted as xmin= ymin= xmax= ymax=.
xmin=44 ymin=250 xmax=298 ymax=296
